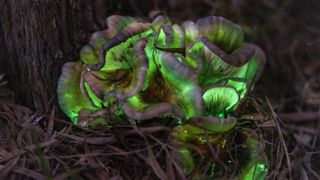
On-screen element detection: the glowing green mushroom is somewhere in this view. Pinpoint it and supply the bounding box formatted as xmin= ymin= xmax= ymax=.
xmin=202 ymin=85 xmax=240 ymax=116
xmin=185 ymin=85 xmax=240 ymax=133
xmin=80 ymin=15 xmax=142 ymax=65
xmin=154 ymin=51 xmax=203 ymax=118
xmin=196 ymin=16 xmax=244 ymax=53
xmin=122 ymin=51 xmax=203 ymax=120
xmin=183 ymin=16 xmax=265 ymax=90
xmin=186 ymin=37 xmax=261 ymax=86
xmin=82 ymin=24 xmax=154 ymax=101
xmin=57 ymin=14 xmax=268 ymax=179
xmin=57 ymin=62 xmax=99 ymax=124
xmin=155 ymin=24 xmax=185 ymax=52
xmin=182 ymin=20 xmax=200 ymax=47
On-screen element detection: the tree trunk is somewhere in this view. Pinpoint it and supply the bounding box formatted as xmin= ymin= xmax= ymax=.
xmin=0 ymin=0 xmax=143 ymax=112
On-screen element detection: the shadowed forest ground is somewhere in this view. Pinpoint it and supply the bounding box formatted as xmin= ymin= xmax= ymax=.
xmin=0 ymin=0 xmax=319 ymax=179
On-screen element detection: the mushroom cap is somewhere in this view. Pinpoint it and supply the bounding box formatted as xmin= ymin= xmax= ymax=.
xmin=57 ymin=15 xmax=266 ymax=127
xmin=57 ymin=62 xmax=99 ymax=124
xmin=202 ymin=85 xmax=240 ymax=117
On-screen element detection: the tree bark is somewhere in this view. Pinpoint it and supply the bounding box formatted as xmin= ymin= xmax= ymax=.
xmin=0 ymin=0 xmax=140 ymax=112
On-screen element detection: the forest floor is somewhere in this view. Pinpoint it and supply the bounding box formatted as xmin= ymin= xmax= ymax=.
xmin=0 ymin=0 xmax=320 ymax=179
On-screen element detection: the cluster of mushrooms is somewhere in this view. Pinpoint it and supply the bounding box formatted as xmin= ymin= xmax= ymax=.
xmin=57 ymin=14 xmax=268 ymax=178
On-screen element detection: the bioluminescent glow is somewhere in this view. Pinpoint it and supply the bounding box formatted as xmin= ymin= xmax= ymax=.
xmin=57 ymin=14 xmax=267 ymax=179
